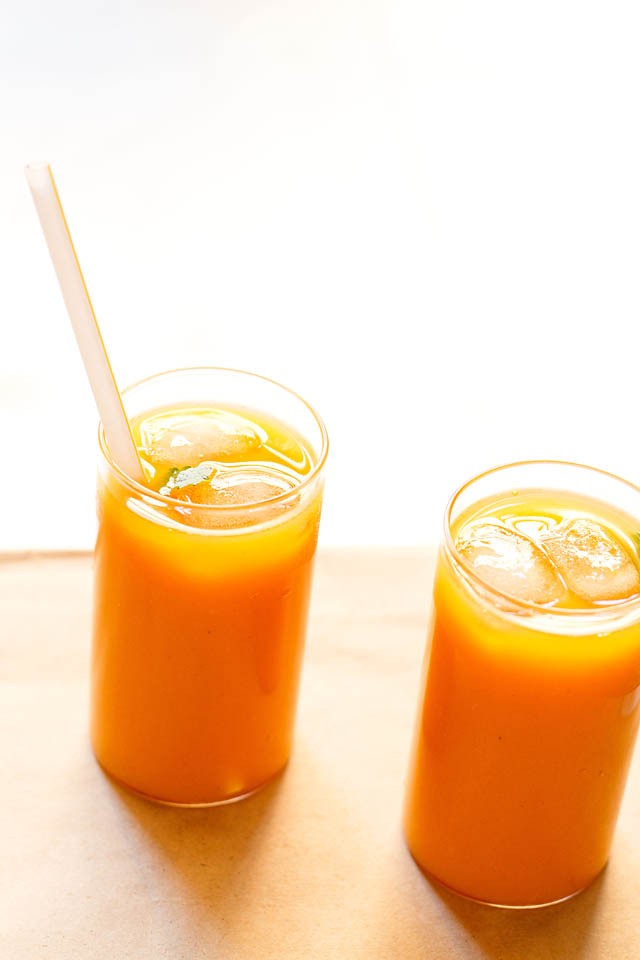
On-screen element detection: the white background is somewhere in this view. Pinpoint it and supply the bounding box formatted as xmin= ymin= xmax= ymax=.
xmin=1 ymin=1 xmax=639 ymax=550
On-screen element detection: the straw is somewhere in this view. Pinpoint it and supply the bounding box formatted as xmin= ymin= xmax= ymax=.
xmin=25 ymin=163 xmax=144 ymax=482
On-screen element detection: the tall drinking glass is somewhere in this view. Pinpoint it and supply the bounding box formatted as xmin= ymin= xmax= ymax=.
xmin=404 ymin=461 xmax=640 ymax=907
xmin=91 ymin=367 xmax=328 ymax=806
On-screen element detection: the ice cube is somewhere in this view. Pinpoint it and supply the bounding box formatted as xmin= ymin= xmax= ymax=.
xmin=541 ymin=518 xmax=640 ymax=603
xmin=456 ymin=521 xmax=565 ymax=604
xmin=167 ymin=462 xmax=299 ymax=507
xmin=138 ymin=409 xmax=266 ymax=468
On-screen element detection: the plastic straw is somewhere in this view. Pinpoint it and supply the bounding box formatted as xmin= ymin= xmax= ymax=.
xmin=25 ymin=163 xmax=143 ymax=482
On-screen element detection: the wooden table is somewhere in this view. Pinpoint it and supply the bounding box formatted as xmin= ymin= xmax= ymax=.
xmin=2 ymin=550 xmax=640 ymax=958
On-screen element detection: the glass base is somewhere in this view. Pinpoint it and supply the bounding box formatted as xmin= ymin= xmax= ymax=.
xmin=96 ymin=757 xmax=287 ymax=808
xmin=410 ymin=852 xmax=603 ymax=909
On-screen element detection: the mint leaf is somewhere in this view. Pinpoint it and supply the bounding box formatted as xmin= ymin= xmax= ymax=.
xmin=160 ymin=461 xmax=216 ymax=494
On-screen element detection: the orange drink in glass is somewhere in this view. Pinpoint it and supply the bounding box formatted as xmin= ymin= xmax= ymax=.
xmin=404 ymin=461 xmax=640 ymax=906
xmin=91 ymin=367 xmax=327 ymax=806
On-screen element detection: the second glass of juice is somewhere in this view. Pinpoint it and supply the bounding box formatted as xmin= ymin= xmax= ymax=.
xmin=404 ymin=461 xmax=640 ymax=907
xmin=91 ymin=367 xmax=328 ymax=806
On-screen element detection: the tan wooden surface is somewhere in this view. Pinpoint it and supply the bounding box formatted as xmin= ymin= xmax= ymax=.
xmin=2 ymin=550 xmax=640 ymax=959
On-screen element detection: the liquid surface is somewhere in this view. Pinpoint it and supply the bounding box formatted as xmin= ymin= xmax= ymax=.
xmin=132 ymin=405 xmax=314 ymax=507
xmin=454 ymin=492 xmax=640 ymax=609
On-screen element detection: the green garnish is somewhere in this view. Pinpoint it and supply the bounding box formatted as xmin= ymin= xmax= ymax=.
xmin=160 ymin=461 xmax=216 ymax=495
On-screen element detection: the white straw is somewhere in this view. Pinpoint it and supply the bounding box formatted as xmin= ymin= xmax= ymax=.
xmin=25 ymin=163 xmax=143 ymax=482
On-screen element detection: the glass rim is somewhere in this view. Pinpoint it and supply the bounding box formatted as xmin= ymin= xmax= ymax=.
xmin=98 ymin=365 xmax=329 ymax=512
xmin=443 ymin=459 xmax=640 ymax=620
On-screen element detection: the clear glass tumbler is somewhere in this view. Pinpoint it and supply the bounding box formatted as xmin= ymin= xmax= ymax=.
xmin=404 ymin=461 xmax=640 ymax=907
xmin=91 ymin=367 xmax=328 ymax=806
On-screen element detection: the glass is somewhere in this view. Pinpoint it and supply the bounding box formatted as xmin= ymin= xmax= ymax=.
xmin=91 ymin=367 xmax=328 ymax=806
xmin=404 ymin=461 xmax=640 ymax=907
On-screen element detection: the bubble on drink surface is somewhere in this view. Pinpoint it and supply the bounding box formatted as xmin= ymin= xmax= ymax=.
xmin=456 ymin=521 xmax=565 ymax=604
xmin=540 ymin=518 xmax=640 ymax=603
xmin=164 ymin=462 xmax=300 ymax=507
xmin=138 ymin=409 xmax=267 ymax=469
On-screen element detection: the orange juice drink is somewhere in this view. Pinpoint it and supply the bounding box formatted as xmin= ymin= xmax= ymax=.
xmin=91 ymin=368 xmax=327 ymax=806
xmin=404 ymin=461 xmax=640 ymax=907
